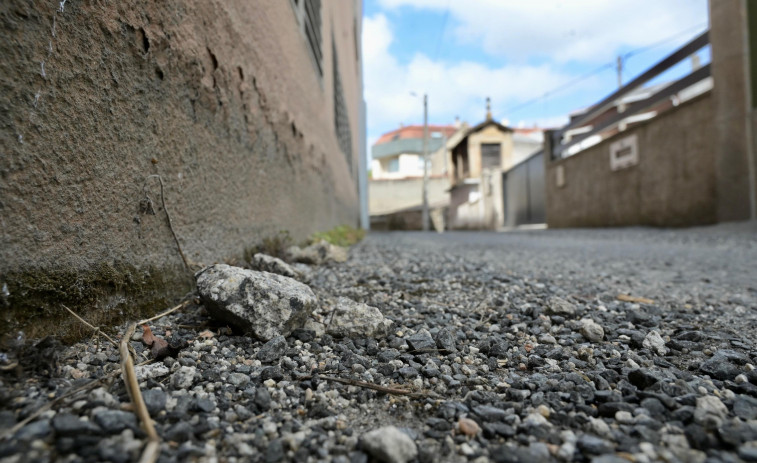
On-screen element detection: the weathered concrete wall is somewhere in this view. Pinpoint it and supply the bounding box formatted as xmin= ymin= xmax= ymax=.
xmin=710 ymin=0 xmax=757 ymax=221
xmin=369 ymin=177 xmax=449 ymax=215
xmin=545 ymin=94 xmax=716 ymax=228
xmin=0 ymin=1 xmax=362 ymax=337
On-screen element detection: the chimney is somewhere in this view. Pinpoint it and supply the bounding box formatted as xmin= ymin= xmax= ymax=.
xmin=454 ymin=116 xmax=461 ymax=128
xmin=485 ymin=97 xmax=492 ymax=121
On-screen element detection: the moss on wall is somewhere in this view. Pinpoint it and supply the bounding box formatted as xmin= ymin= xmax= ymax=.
xmin=1 ymin=262 xmax=194 ymax=343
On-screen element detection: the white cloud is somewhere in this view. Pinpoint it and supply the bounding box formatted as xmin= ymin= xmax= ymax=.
xmin=362 ymin=13 xmax=584 ymax=140
xmin=377 ymin=0 xmax=708 ymax=64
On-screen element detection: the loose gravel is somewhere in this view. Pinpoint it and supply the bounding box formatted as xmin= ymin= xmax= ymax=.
xmin=2 ymin=224 xmax=757 ymax=463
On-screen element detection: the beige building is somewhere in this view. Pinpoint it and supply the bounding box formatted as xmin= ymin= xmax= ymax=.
xmin=448 ymin=101 xmax=543 ymax=229
xmin=0 ymin=0 xmax=364 ymax=337
xmin=369 ymin=124 xmax=463 ymax=229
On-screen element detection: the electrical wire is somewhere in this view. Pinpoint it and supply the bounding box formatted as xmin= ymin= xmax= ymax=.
xmin=503 ymin=22 xmax=708 ymax=116
xmin=432 ymin=0 xmax=452 ymax=63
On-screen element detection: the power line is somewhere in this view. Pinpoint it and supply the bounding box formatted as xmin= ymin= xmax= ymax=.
xmin=503 ymin=23 xmax=709 ymax=116
xmin=432 ymin=0 xmax=452 ymax=62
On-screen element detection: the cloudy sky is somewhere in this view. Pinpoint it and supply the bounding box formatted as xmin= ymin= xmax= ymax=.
xmin=362 ymin=0 xmax=709 ymax=151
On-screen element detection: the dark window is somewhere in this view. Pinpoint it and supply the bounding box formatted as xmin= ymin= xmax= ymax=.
xmin=481 ymin=143 xmax=501 ymax=170
xmin=333 ymin=37 xmax=353 ymax=173
xmin=291 ymin=0 xmax=323 ymax=76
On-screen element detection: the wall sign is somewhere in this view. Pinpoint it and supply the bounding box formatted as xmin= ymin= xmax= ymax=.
xmin=610 ymin=134 xmax=639 ymax=171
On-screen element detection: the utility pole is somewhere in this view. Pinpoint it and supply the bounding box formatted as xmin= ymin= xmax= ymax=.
xmin=421 ymin=93 xmax=429 ymax=231
xmin=616 ymin=55 xmax=623 ymax=89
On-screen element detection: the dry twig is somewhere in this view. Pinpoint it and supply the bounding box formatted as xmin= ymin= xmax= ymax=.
xmin=307 ymin=374 xmax=439 ymax=399
xmin=137 ymin=300 xmax=191 ymax=326
xmin=142 ymin=174 xmax=193 ymax=273
xmin=120 ymin=323 xmax=160 ymax=463
xmin=61 ymin=304 xmax=118 ymax=346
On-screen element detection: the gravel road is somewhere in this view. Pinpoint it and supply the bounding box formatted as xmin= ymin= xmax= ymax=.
xmin=2 ymin=224 xmax=757 ymax=463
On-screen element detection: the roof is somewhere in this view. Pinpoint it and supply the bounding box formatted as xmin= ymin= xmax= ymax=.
xmin=450 ymin=119 xmax=513 ymax=151
xmin=372 ymin=137 xmax=447 ymax=159
xmin=375 ymin=124 xmax=458 ymax=145
xmin=467 ymin=118 xmax=512 ymax=135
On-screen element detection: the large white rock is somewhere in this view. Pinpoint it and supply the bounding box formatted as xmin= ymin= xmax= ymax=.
xmin=360 ymin=426 xmax=417 ymax=463
xmin=326 ymin=297 xmax=393 ymax=339
xmin=196 ymin=264 xmax=318 ymax=341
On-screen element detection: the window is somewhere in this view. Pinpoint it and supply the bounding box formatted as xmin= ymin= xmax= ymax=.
xmin=387 ymin=158 xmax=399 ymax=173
xmin=417 ymin=156 xmax=430 ymax=171
xmin=481 ymin=143 xmax=501 ymax=170
xmin=333 ymin=37 xmax=353 ymax=173
xmin=291 ymin=0 xmax=323 ymax=76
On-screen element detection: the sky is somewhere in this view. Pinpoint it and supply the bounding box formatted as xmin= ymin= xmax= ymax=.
xmin=362 ymin=0 xmax=710 ymax=153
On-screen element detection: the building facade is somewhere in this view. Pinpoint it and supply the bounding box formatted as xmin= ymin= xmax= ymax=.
xmin=447 ymin=102 xmax=544 ymax=229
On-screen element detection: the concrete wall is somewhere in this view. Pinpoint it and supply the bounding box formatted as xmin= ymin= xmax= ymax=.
xmin=710 ymin=0 xmax=757 ymax=221
xmin=545 ymin=94 xmax=716 ymax=228
xmin=0 ymin=1 xmax=362 ymax=336
xmin=369 ymin=177 xmax=450 ymax=215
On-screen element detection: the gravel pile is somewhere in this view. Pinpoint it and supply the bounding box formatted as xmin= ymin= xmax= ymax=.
xmin=2 ymin=226 xmax=757 ymax=463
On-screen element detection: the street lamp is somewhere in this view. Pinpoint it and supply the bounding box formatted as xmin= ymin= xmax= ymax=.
xmin=410 ymin=92 xmax=429 ymax=231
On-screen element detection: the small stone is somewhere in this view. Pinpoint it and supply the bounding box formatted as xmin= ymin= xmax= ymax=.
xmin=88 ymin=388 xmax=117 ymax=407
xmin=489 ymin=340 xmax=510 ymax=358
xmin=577 ymin=434 xmax=613 ymax=454
xmin=546 ymin=297 xmax=576 ymax=316
xmin=700 ymin=356 xmax=740 ymax=381
xmin=165 ymin=421 xmax=193 ymax=442
xmin=694 ymin=395 xmax=728 ymax=429
xmin=170 ymin=366 xmax=198 ymax=389
xmin=628 ymin=369 xmax=661 ymax=390
xmin=141 ymin=389 xmax=166 ymax=415
xmin=52 ymin=413 xmax=99 ymax=436
xmin=739 ymin=442 xmax=757 ymax=462
xmin=580 ymin=319 xmax=604 ymax=343
xmin=257 ymin=336 xmax=287 ymax=363
xmin=15 ymin=420 xmax=51 ymax=441
xmin=252 ymin=253 xmax=300 ymax=278
xmin=734 ymin=395 xmax=757 ymax=420
xmin=406 ymin=329 xmax=435 ymax=352
xmin=326 ymin=297 xmax=393 ymax=339
xmin=134 ymin=363 xmax=170 ymax=381
xmin=458 ymin=417 xmax=480 ymax=436
xmin=93 ymin=410 xmax=137 ymax=434
xmin=435 ymin=328 xmax=457 ymax=352
xmin=643 ymin=330 xmax=668 ymax=356
xmin=228 ymin=372 xmax=251 ymax=388
xmin=255 ymin=388 xmax=272 ymax=411
xmin=522 ymin=413 xmax=549 ymax=427
xmin=474 ymin=405 xmax=507 ymax=422
xmin=360 ymin=426 xmax=418 ymax=463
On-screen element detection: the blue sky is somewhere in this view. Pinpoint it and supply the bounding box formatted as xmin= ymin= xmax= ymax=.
xmin=362 ymin=0 xmax=709 ymax=150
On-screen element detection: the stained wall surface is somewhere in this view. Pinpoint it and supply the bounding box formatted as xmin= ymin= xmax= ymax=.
xmin=0 ymin=1 xmax=362 ymax=334
xmin=545 ymin=95 xmax=717 ymax=228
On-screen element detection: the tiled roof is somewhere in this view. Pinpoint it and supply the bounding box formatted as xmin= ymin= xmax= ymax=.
xmin=375 ymin=124 xmax=458 ymax=145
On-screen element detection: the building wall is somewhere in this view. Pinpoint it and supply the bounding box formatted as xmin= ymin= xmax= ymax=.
xmin=545 ymin=94 xmax=716 ymax=228
xmin=369 ymin=177 xmax=450 ymax=215
xmin=467 ymin=126 xmax=514 ymax=178
xmin=0 ymin=1 xmax=362 ymax=335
